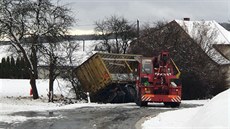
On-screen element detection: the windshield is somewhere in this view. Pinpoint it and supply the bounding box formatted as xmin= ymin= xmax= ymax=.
xmin=142 ymin=59 xmax=152 ymax=74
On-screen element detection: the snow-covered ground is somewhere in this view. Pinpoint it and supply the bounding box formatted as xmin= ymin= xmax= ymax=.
xmin=0 ymin=79 xmax=203 ymax=125
xmin=0 ymin=79 xmax=71 ymax=98
xmin=142 ymin=88 xmax=230 ymax=129
xmin=1 ymin=78 xmax=229 ymax=129
xmin=0 ymin=79 xmax=133 ymax=124
xmin=0 ymin=96 xmax=137 ymax=124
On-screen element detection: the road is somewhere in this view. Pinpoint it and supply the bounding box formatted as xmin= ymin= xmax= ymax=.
xmin=1 ymin=103 xmax=201 ymax=129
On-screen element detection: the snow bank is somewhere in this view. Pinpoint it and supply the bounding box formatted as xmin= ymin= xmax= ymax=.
xmin=142 ymin=107 xmax=202 ymax=129
xmin=142 ymin=88 xmax=230 ymax=129
xmin=187 ymin=89 xmax=230 ymax=128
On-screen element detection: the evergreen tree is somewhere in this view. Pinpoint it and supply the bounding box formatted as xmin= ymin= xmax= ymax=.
xmin=6 ymin=56 xmax=10 ymax=78
xmin=10 ymin=57 xmax=16 ymax=78
xmin=0 ymin=56 xmax=31 ymax=79
xmin=20 ymin=58 xmax=30 ymax=79
xmin=1 ymin=58 xmax=6 ymax=78
xmin=15 ymin=57 xmax=22 ymax=79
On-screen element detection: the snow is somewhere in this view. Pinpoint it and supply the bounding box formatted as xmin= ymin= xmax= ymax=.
xmin=142 ymin=88 xmax=230 ymax=129
xmin=176 ymin=20 xmax=230 ymax=45
xmin=0 ymin=45 xmax=12 ymax=60
xmin=175 ymin=20 xmax=230 ymax=64
xmin=0 ymin=79 xmax=70 ymax=123
xmin=73 ymin=40 xmax=99 ymax=65
xmin=0 ymin=39 xmax=104 ymax=124
xmin=0 ymin=79 xmax=70 ymax=97
xmin=1 ymin=79 xmax=229 ymax=129
xmin=0 ymin=79 xmax=138 ymax=124
xmin=0 ymin=95 xmax=137 ymax=123
xmin=187 ymin=88 xmax=230 ymax=128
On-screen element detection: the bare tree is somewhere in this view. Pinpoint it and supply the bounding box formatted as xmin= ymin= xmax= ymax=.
xmin=61 ymin=42 xmax=85 ymax=100
xmin=39 ymin=41 xmax=78 ymax=102
xmin=0 ymin=0 xmax=40 ymax=99
xmin=0 ymin=0 xmax=74 ymax=100
xmin=94 ymin=15 xmax=136 ymax=54
xmin=33 ymin=0 xmax=74 ymax=102
xmin=94 ymin=19 xmax=112 ymax=53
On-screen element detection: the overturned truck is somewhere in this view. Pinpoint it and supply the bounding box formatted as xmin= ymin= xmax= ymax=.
xmin=74 ymin=53 xmax=141 ymax=103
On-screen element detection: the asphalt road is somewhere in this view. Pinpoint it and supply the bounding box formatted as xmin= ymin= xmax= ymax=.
xmin=1 ymin=103 xmax=201 ymax=129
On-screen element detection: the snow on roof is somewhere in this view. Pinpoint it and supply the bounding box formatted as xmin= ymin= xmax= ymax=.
xmin=175 ymin=20 xmax=230 ymax=65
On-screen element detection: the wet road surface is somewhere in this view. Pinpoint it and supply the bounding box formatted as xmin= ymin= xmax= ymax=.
xmin=1 ymin=103 xmax=202 ymax=129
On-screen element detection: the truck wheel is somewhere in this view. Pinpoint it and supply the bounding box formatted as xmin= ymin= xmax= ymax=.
xmin=170 ymin=102 xmax=180 ymax=108
xmin=124 ymin=85 xmax=136 ymax=102
xmin=135 ymin=92 xmax=148 ymax=107
xmin=164 ymin=102 xmax=180 ymax=108
xmin=141 ymin=101 xmax=148 ymax=107
xmin=163 ymin=102 xmax=171 ymax=107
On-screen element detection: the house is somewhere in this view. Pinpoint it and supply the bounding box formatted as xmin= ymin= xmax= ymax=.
xmin=129 ymin=18 xmax=230 ymax=99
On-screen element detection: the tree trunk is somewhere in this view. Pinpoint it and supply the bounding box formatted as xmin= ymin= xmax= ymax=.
xmin=115 ymin=36 xmax=119 ymax=53
xmin=16 ymin=42 xmax=39 ymax=99
xmin=48 ymin=57 xmax=55 ymax=102
xmin=30 ymin=75 xmax=39 ymax=99
xmin=48 ymin=78 xmax=54 ymax=102
xmin=70 ymin=71 xmax=79 ymax=99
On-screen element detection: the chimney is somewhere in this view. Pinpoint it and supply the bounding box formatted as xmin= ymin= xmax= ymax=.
xmin=183 ymin=18 xmax=190 ymax=21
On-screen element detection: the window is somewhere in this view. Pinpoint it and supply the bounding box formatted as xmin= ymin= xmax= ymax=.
xmin=142 ymin=59 xmax=153 ymax=74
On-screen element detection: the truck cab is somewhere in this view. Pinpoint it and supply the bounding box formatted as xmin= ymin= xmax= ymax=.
xmin=135 ymin=51 xmax=182 ymax=107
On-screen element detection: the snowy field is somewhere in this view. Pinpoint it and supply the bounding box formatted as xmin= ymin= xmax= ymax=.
xmin=142 ymin=88 xmax=230 ymax=129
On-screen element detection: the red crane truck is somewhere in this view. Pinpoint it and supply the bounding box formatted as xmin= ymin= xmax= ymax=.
xmin=135 ymin=51 xmax=182 ymax=107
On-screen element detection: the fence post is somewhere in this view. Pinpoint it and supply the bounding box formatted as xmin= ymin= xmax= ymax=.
xmin=87 ymin=92 xmax=91 ymax=103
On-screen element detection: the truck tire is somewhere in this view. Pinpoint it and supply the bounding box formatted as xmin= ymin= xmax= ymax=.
xmin=136 ymin=99 xmax=148 ymax=107
xmin=135 ymin=91 xmax=148 ymax=107
xmin=163 ymin=102 xmax=171 ymax=107
xmin=124 ymin=84 xmax=136 ymax=102
xmin=164 ymin=102 xmax=180 ymax=108
xmin=170 ymin=102 xmax=180 ymax=108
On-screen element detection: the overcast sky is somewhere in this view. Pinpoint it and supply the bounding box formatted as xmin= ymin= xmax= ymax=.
xmin=60 ymin=0 xmax=230 ymax=35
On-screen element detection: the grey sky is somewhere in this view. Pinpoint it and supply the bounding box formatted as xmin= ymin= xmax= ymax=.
xmin=60 ymin=0 xmax=230 ymax=34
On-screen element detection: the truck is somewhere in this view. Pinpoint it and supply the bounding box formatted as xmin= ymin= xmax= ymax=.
xmin=74 ymin=51 xmax=182 ymax=107
xmin=135 ymin=51 xmax=182 ymax=107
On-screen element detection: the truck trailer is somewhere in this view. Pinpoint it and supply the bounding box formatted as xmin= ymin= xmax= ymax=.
xmin=74 ymin=53 xmax=141 ymax=103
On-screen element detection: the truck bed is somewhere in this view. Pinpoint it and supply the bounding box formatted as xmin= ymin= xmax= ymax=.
xmin=74 ymin=52 xmax=141 ymax=95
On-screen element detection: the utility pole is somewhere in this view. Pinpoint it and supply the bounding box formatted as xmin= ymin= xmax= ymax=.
xmin=83 ymin=39 xmax=85 ymax=51
xmin=137 ymin=19 xmax=140 ymax=38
